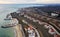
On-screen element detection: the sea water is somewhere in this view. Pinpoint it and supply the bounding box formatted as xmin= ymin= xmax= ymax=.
xmin=0 ymin=4 xmax=44 ymax=37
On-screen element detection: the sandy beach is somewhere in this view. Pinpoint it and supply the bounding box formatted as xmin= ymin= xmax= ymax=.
xmin=13 ymin=24 xmax=23 ymax=37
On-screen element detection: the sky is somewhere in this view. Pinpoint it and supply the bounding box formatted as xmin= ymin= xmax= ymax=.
xmin=0 ymin=0 xmax=60 ymax=4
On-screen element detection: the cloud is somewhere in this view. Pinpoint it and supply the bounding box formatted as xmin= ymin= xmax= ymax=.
xmin=0 ymin=0 xmax=16 ymax=4
xmin=36 ymin=0 xmax=60 ymax=4
xmin=0 ymin=0 xmax=60 ymax=4
xmin=0 ymin=0 xmax=36 ymax=4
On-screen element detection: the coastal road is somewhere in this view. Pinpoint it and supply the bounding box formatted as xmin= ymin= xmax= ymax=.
xmin=13 ymin=25 xmax=23 ymax=37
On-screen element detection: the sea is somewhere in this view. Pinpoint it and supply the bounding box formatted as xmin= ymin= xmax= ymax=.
xmin=0 ymin=4 xmax=45 ymax=37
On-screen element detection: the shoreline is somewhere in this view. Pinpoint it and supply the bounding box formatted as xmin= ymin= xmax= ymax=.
xmin=13 ymin=28 xmax=16 ymax=37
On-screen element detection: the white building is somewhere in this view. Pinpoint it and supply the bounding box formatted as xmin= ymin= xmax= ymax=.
xmin=22 ymin=20 xmax=28 ymax=24
xmin=33 ymin=19 xmax=38 ymax=22
xmin=28 ymin=27 xmax=35 ymax=37
xmin=48 ymin=28 xmax=56 ymax=35
xmin=44 ymin=25 xmax=49 ymax=29
xmin=24 ymin=15 xmax=27 ymax=17
xmin=51 ymin=13 xmax=58 ymax=17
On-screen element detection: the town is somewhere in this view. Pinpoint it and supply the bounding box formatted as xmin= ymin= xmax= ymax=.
xmin=1 ymin=6 xmax=60 ymax=37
